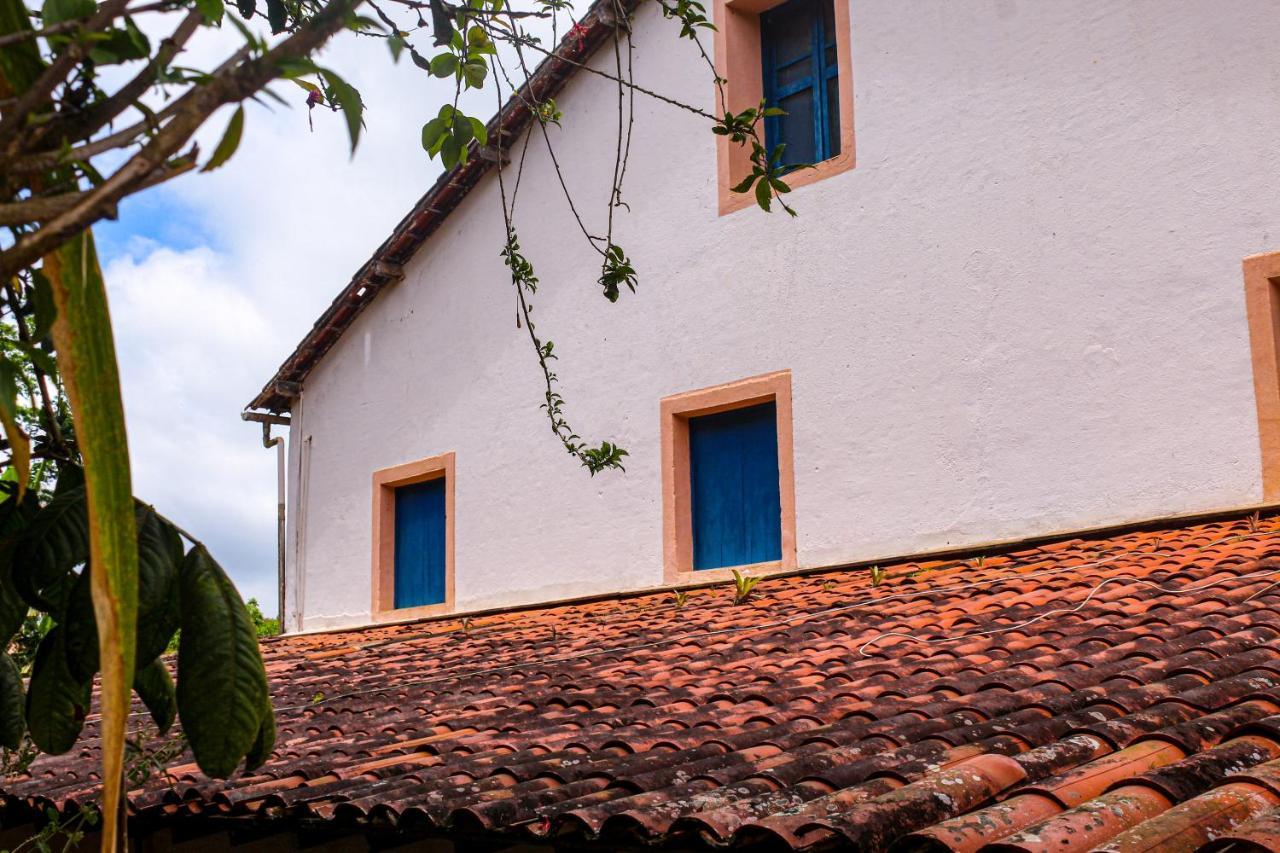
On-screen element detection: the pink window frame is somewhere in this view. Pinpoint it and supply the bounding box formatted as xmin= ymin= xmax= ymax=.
xmin=1244 ymin=253 xmax=1280 ymax=502
xmin=660 ymin=370 xmax=798 ymax=583
xmin=370 ymin=451 xmax=456 ymax=622
xmin=713 ymin=0 xmax=855 ymax=216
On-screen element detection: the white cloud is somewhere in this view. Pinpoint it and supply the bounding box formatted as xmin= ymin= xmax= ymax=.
xmin=105 ymin=244 xmax=283 ymax=608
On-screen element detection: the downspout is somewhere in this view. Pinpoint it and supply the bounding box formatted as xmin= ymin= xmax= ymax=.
xmin=242 ymin=411 xmax=291 ymax=629
xmin=264 ymin=423 xmax=285 ymax=627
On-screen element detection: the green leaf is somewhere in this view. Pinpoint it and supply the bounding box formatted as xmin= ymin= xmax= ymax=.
xmin=0 ymin=489 xmax=34 ymax=640
xmin=53 ymin=462 xmax=83 ymax=496
xmin=89 ymin=18 xmax=150 ymax=65
xmin=201 ymin=105 xmax=245 ymax=173
xmin=265 ymin=0 xmax=286 ymax=32
xmin=461 ymin=58 xmax=487 ymax=88
xmin=44 ymin=231 xmax=139 ymax=847
xmin=0 ymin=0 xmax=46 ymax=95
xmin=387 ymin=34 xmax=405 ymax=62
xmin=754 ymin=175 xmax=772 ymax=212
xmin=133 ymin=659 xmax=176 ymax=734
xmin=439 ymin=134 xmax=461 ymax=169
xmin=11 ymin=484 xmax=87 ymax=610
xmin=0 ymin=360 xmax=29 ymax=502
xmin=420 ymin=118 xmax=447 ymax=152
xmin=177 ymin=546 xmax=269 ymax=779
xmin=453 ymin=117 xmax=474 ymax=149
xmin=133 ymin=509 xmax=182 ymax=664
xmin=468 ymin=117 xmax=488 ymax=147
xmin=17 ymin=341 xmax=56 ymax=377
xmin=64 ymin=505 xmax=182 ymax=680
xmin=25 ymin=627 xmax=90 ymax=754
xmin=30 ymin=271 xmax=56 ymax=342
xmin=0 ymin=569 xmax=26 ymax=651
xmin=235 ymin=0 xmax=255 ymax=18
xmin=243 ymin=695 xmax=275 ymax=771
xmin=319 ymin=69 xmax=363 ymax=154
xmin=194 ymin=0 xmax=224 ymax=24
xmin=0 ymin=652 xmax=23 ymax=750
xmin=278 ymin=57 xmax=320 ymax=79
xmin=40 ymin=0 xmax=93 ymax=26
xmin=428 ymin=52 xmax=456 ymax=78
xmin=730 ymin=173 xmax=757 ymax=194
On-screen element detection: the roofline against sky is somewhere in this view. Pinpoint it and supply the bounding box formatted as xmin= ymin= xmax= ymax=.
xmin=244 ymin=0 xmax=635 ymax=415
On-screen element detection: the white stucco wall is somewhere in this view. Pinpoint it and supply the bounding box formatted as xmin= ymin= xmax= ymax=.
xmin=283 ymin=0 xmax=1280 ymax=631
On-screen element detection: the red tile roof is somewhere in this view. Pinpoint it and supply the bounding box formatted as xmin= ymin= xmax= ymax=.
xmin=11 ymin=510 xmax=1280 ymax=851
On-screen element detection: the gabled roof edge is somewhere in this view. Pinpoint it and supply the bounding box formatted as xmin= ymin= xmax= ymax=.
xmin=245 ymin=0 xmax=635 ymax=413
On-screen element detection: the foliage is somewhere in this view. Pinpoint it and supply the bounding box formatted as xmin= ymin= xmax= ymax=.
xmin=0 ymin=470 xmax=272 ymax=780
xmin=869 ymin=565 xmax=884 ymax=587
xmin=730 ymin=569 xmax=760 ymax=605
xmin=245 ymin=597 xmax=281 ymax=638
xmin=7 ymin=610 xmax=50 ymax=674
xmin=671 ymin=588 xmax=687 ymax=607
xmin=1 ymin=805 xmax=98 ymax=853
xmin=124 ymin=732 xmax=186 ymax=788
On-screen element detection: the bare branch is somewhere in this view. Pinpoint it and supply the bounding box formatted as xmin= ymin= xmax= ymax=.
xmin=0 ymin=151 xmax=196 ymax=226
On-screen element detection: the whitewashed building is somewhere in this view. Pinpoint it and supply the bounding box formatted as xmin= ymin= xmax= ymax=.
xmin=245 ymin=0 xmax=1280 ymax=633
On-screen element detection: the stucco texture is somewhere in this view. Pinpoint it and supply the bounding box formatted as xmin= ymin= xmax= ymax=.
xmin=285 ymin=0 xmax=1280 ymax=631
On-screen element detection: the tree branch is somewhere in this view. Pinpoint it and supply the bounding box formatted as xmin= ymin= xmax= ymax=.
xmin=0 ymin=150 xmax=196 ymax=226
xmin=0 ymin=0 xmax=132 ymax=152
xmin=33 ymin=7 xmax=204 ymax=154
xmin=0 ymin=0 xmax=362 ymax=278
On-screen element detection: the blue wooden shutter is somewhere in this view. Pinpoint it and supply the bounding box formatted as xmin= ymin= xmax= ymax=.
xmin=688 ymin=402 xmax=783 ymax=570
xmin=394 ymin=477 xmax=446 ymax=608
xmin=760 ymin=0 xmax=840 ymax=169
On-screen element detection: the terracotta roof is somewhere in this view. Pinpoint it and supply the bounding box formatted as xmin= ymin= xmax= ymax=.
xmin=11 ymin=510 xmax=1280 ymax=851
xmin=245 ymin=0 xmax=631 ymax=415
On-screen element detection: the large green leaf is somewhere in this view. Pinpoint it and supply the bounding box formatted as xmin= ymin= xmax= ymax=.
xmin=177 ymin=546 xmax=268 ymax=778
xmin=65 ymin=505 xmax=181 ymax=679
xmin=243 ymin=694 xmax=276 ymax=771
xmin=0 ymin=493 xmax=37 ymax=645
xmin=25 ymin=627 xmax=90 ymax=754
xmin=47 ymin=230 xmax=139 ymax=853
xmin=133 ymin=659 xmax=176 ymax=734
xmin=133 ymin=509 xmax=182 ymax=664
xmin=0 ymin=652 xmax=24 ymax=750
xmin=11 ymin=484 xmax=87 ymax=610
xmin=0 ymin=0 xmax=45 ymax=94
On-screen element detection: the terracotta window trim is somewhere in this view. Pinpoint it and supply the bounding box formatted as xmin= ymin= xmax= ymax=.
xmin=1245 ymin=253 xmax=1280 ymax=501
xmin=713 ymin=0 xmax=855 ymax=216
xmin=370 ymin=452 xmax=456 ymax=622
xmin=660 ymin=370 xmax=798 ymax=584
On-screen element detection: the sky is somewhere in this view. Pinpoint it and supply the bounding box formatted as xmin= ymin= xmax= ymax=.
xmin=92 ymin=19 xmax=468 ymax=614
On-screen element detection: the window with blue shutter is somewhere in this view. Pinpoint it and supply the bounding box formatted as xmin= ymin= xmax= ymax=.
xmin=393 ymin=477 xmax=446 ymax=608
xmin=688 ymin=402 xmax=783 ymax=570
xmin=760 ymin=0 xmax=840 ymax=170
